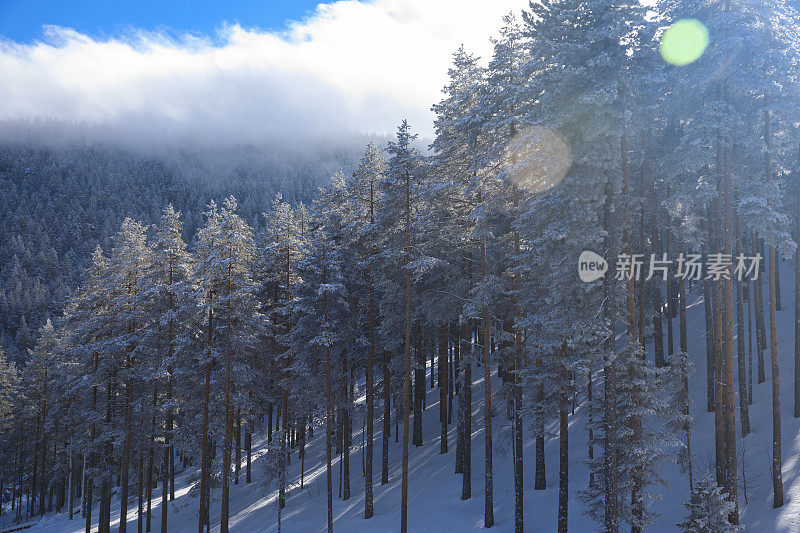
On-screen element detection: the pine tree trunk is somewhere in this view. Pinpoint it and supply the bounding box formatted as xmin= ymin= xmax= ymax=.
xmin=300 ymin=419 xmax=306 ymax=488
xmin=512 ymin=187 xmax=524 ymax=533
xmin=147 ymin=388 xmax=155 ymax=533
xmin=401 ymin=164 xmax=413 ymax=533
xmin=198 ymin=300 xmax=213 ymax=533
xmin=68 ymin=452 xmax=74 ymax=521
xmin=754 ymin=231 xmax=767 ymax=384
xmin=769 ymin=244 xmax=784 ymax=508
xmin=795 ymin=151 xmax=800 ymax=417
xmin=461 ymin=318 xmax=472 ymax=500
xmin=602 ymin=175 xmax=619 ymax=533
xmin=711 ymin=196 xmax=725 ymax=487
xmin=481 ymin=233 xmax=494 ymax=528
xmin=558 ymin=341 xmax=569 ymax=533
xmin=343 ymin=358 xmax=351 ymax=501
xmin=279 ymin=390 xmax=288 ymax=508
xmin=534 ymin=375 xmax=546 ymax=491
xmin=664 ymin=223 xmax=674 ymax=363
xmin=624 ymin=130 xmax=645 ymax=533
xmin=381 ymin=352 xmax=390 ymax=485
xmin=161 ymin=435 xmax=168 ymax=533
xmin=721 ymin=107 xmax=738 ymax=522
xmin=449 ymin=327 xmax=455 ymax=423
xmin=679 ymin=254 xmax=694 ymax=493
xmin=235 ymin=412 xmax=241 ymax=485
xmin=138 ymin=452 xmax=143 ymax=533
xmin=702 ymin=232 xmax=715 ymax=412
xmin=413 ymin=328 xmax=424 ymax=447
xmin=439 ymin=325 xmax=448 ymax=454
xmin=325 ymin=343 xmax=333 ymax=532
xmin=268 ymin=403 xmax=273 ymax=444
xmin=776 ymin=255 xmax=782 ymax=311
xmin=638 ymin=161 xmax=647 ymax=345
xmin=120 ymin=374 xmax=133 ymax=533
xmin=746 ymin=263 xmax=754 ymax=406
xmin=651 ymin=214 xmax=665 ymax=369
xmin=765 ymin=107 xmax=783 ymax=509
xmin=364 ymin=275 xmax=375 ymax=517
xmin=220 ymin=262 xmax=233 ymax=533
xmin=735 ymin=208 xmax=751 ymax=436
xmin=455 ymin=358 xmax=465 ymax=475
xmin=246 ymin=424 xmax=252 ymax=483
xmin=85 ymin=354 xmax=98 ymax=533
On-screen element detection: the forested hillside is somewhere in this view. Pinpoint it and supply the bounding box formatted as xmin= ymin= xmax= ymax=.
xmin=2 ymin=0 xmax=800 ymax=532
xmin=0 ymin=137 xmax=365 ymax=363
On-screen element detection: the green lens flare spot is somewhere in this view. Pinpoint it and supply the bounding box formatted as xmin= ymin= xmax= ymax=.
xmin=660 ymin=18 xmax=709 ymax=66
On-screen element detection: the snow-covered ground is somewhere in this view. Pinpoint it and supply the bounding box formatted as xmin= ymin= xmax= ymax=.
xmin=16 ymin=261 xmax=800 ymax=532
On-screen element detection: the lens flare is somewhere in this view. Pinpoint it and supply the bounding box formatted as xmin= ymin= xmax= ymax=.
xmin=504 ymin=127 xmax=572 ymax=194
xmin=660 ymin=18 xmax=709 ymax=66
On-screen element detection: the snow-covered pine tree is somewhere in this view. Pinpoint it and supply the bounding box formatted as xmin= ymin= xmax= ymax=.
xmin=480 ymin=14 xmax=532 ymax=530
xmin=290 ymin=203 xmax=351 ymax=531
xmin=262 ymin=193 xmax=307 ymax=511
xmin=344 ymin=142 xmax=386 ymax=516
xmin=679 ymin=473 xmax=739 ymax=533
xmin=430 ymin=45 xmax=486 ymax=500
xmin=105 ymin=218 xmax=150 ymax=533
xmin=379 ymin=120 xmax=424 ymax=533
xmin=139 ymin=204 xmax=195 ymax=530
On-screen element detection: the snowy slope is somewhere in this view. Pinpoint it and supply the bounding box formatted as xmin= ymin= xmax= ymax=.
xmin=18 ymin=260 xmax=800 ymax=532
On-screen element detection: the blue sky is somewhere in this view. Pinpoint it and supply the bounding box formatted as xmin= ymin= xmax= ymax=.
xmin=0 ymin=0 xmax=321 ymax=43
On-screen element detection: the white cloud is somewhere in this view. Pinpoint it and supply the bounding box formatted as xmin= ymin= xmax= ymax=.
xmin=0 ymin=0 xmax=527 ymax=145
